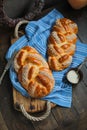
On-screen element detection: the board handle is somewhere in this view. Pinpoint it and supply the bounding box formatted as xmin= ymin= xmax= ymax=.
xmin=20 ymin=101 xmax=51 ymax=121
xmin=14 ymin=20 xmax=29 ymax=38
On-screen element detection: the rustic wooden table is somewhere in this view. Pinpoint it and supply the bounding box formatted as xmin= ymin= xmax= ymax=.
xmin=0 ymin=1 xmax=87 ymax=130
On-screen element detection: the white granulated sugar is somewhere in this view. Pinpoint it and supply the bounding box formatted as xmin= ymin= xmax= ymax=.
xmin=67 ymin=70 xmax=79 ymax=84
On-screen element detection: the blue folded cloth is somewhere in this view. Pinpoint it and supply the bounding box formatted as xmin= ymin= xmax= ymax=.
xmin=6 ymin=9 xmax=87 ymax=108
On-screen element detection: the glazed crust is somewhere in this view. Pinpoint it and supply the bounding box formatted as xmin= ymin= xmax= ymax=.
xmin=48 ymin=18 xmax=78 ymax=71
xmin=14 ymin=46 xmax=55 ymax=98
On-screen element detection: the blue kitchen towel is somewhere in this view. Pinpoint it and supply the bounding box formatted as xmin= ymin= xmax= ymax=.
xmin=6 ymin=9 xmax=87 ymax=108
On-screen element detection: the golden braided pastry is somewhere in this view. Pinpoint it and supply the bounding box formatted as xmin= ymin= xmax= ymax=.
xmin=14 ymin=46 xmax=55 ymax=98
xmin=48 ymin=18 xmax=78 ymax=71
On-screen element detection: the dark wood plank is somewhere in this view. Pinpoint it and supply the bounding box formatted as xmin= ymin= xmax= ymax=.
xmin=0 ymin=112 xmax=8 ymax=130
xmin=80 ymin=65 xmax=87 ymax=86
xmin=0 ymin=1 xmax=87 ymax=130
xmin=73 ymin=82 xmax=87 ymax=115
xmin=77 ymin=116 xmax=87 ymax=130
xmin=52 ymin=106 xmax=79 ymax=130
xmin=0 ymin=27 xmax=35 ymax=130
xmin=32 ymin=112 xmax=59 ymax=130
xmin=51 ymin=65 xmax=87 ymax=130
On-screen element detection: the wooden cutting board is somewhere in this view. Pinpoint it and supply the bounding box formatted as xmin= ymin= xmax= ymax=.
xmin=13 ymin=88 xmax=56 ymax=113
xmin=11 ymin=35 xmax=56 ymax=113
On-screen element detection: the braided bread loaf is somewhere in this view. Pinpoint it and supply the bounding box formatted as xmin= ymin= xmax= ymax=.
xmin=48 ymin=18 xmax=78 ymax=71
xmin=14 ymin=46 xmax=55 ymax=98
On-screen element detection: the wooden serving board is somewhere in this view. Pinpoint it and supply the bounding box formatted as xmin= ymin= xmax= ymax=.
xmin=11 ymin=36 xmax=56 ymax=113
xmin=13 ymin=88 xmax=56 ymax=113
